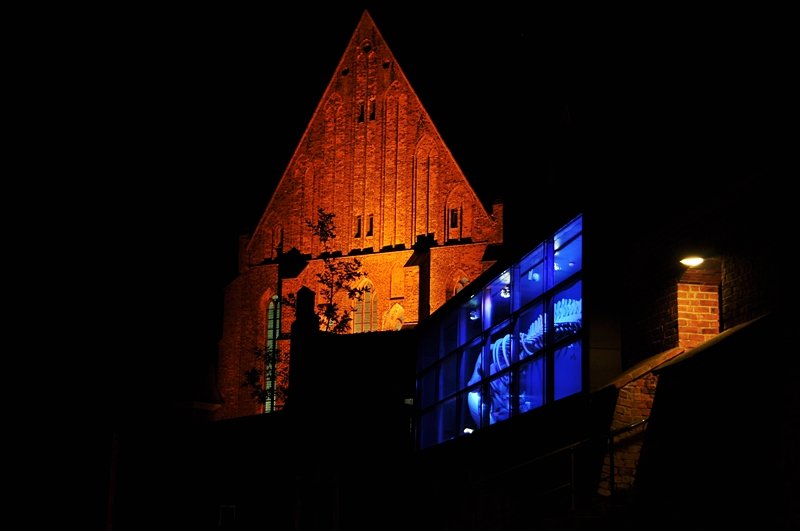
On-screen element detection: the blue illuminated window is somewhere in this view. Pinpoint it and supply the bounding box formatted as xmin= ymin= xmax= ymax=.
xmin=416 ymin=214 xmax=583 ymax=448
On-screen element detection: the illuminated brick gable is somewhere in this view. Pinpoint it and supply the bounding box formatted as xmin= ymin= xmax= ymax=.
xmin=216 ymin=11 xmax=503 ymax=419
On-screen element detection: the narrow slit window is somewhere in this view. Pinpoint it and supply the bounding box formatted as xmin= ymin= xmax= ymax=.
xmin=369 ymin=99 xmax=376 ymax=121
xmin=357 ymin=102 xmax=365 ymax=123
xmin=355 ymin=216 xmax=362 ymax=238
xmin=367 ymin=214 xmax=374 ymax=236
xmin=450 ymin=208 xmax=459 ymax=229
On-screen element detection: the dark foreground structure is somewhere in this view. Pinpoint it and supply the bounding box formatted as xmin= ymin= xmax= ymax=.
xmin=107 ymin=187 xmax=794 ymax=529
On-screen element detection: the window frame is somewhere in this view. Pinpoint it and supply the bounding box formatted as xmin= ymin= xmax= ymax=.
xmin=415 ymin=214 xmax=584 ymax=448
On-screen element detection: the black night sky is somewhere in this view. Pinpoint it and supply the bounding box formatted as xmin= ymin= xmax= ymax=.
xmin=60 ymin=3 xmax=787 ymax=426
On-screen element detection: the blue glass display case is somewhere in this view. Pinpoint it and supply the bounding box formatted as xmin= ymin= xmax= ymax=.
xmin=416 ymin=214 xmax=584 ymax=448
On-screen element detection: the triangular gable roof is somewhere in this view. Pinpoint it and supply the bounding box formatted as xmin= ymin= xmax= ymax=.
xmin=245 ymin=10 xmax=499 ymax=262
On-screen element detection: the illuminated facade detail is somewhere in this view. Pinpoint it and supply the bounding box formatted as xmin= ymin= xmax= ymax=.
xmin=216 ymin=11 xmax=502 ymax=420
xmin=264 ymin=295 xmax=280 ymax=413
xmin=382 ymin=302 xmax=405 ymax=331
xmin=417 ymin=214 xmax=583 ymax=448
xmin=352 ymin=278 xmax=378 ymax=332
xmin=449 ymin=272 xmax=470 ymax=297
xmin=444 ymin=185 xmax=472 ymax=242
xmin=390 ymin=265 xmax=404 ymax=299
xmin=272 ymin=226 xmax=284 ymax=258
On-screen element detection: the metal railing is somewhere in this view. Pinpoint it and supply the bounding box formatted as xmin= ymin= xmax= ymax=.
xmin=606 ymin=418 xmax=649 ymax=496
xmin=472 ymin=417 xmax=650 ymax=512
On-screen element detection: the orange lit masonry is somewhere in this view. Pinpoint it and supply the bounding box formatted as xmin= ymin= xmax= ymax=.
xmin=215 ymin=11 xmax=503 ymax=420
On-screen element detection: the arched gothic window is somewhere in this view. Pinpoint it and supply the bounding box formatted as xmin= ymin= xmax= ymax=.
xmin=264 ymin=295 xmax=280 ymax=413
xmin=352 ymin=278 xmax=377 ymax=332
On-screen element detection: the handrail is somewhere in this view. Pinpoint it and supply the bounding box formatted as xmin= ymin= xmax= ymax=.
xmin=475 ymin=435 xmax=592 ymax=484
xmin=471 ymin=435 xmax=591 ymax=512
xmin=607 ymin=417 xmax=649 ymax=496
xmin=472 ymin=417 xmax=650 ymax=511
xmin=610 ymin=417 xmax=648 ymax=438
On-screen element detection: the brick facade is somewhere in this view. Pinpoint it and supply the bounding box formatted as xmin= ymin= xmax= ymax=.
xmin=215 ymin=12 xmax=502 ymax=420
xmin=599 ymin=264 xmax=721 ymax=496
xmin=598 ymin=373 xmax=658 ymax=496
xmin=677 ymin=282 xmax=719 ymax=349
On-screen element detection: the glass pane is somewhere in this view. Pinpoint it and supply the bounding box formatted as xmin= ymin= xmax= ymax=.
xmin=553 ymin=280 xmax=582 ymax=342
xmin=417 ymin=327 xmax=439 ymax=371
xmin=366 ymin=292 xmax=375 ymax=331
xmin=417 ymin=212 xmax=585 ymax=447
xmin=465 ymin=383 xmax=486 ymax=428
xmin=459 ymin=391 xmax=480 ymax=434
xmin=553 ymin=215 xmax=582 ymax=252
xmin=553 ymin=214 xmax=582 ymax=287
xmin=485 ymin=270 xmax=512 ymax=328
xmin=517 ymin=302 xmax=545 ymax=361
xmin=554 ymin=341 xmax=582 ymax=400
xmin=439 ymin=398 xmax=458 ymax=443
xmin=460 ymin=338 xmax=484 ymax=392
xmin=442 ymin=312 xmax=459 ymax=358
xmin=419 ymin=368 xmax=436 ymax=408
xmin=517 ymin=244 xmax=545 ymax=309
xmin=460 ymin=295 xmax=483 ymax=344
xmin=353 ymin=306 xmax=362 ymax=333
xmin=519 ymin=355 xmax=546 ymax=413
xmin=267 ymin=300 xmax=279 ymax=341
xmin=487 ymin=371 xmax=512 ymax=424
xmin=553 ymin=234 xmax=582 ymax=287
xmin=419 ymin=408 xmax=438 ymax=449
xmin=488 ymin=328 xmax=513 ymax=376
xmin=439 ymin=354 xmax=457 ymax=399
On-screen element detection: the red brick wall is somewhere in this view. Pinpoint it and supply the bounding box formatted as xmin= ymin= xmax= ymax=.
xmin=677 ymin=283 xmax=720 ymax=349
xmin=244 ymin=15 xmax=501 ymax=266
xmin=429 ymin=244 xmax=497 ymax=313
xmin=215 ymin=14 xmax=503 ymax=421
xmin=598 ymin=279 xmax=720 ymax=496
xmin=598 ymin=373 xmax=658 ymax=496
xmin=624 ymin=276 xmax=679 ymax=363
xmin=721 ymin=251 xmax=771 ymax=329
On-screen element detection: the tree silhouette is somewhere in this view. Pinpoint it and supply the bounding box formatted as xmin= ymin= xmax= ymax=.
xmin=304 ymin=207 xmax=368 ymax=333
xmin=242 ymin=345 xmax=286 ymax=411
xmin=243 ymin=207 xmax=368 ymax=408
